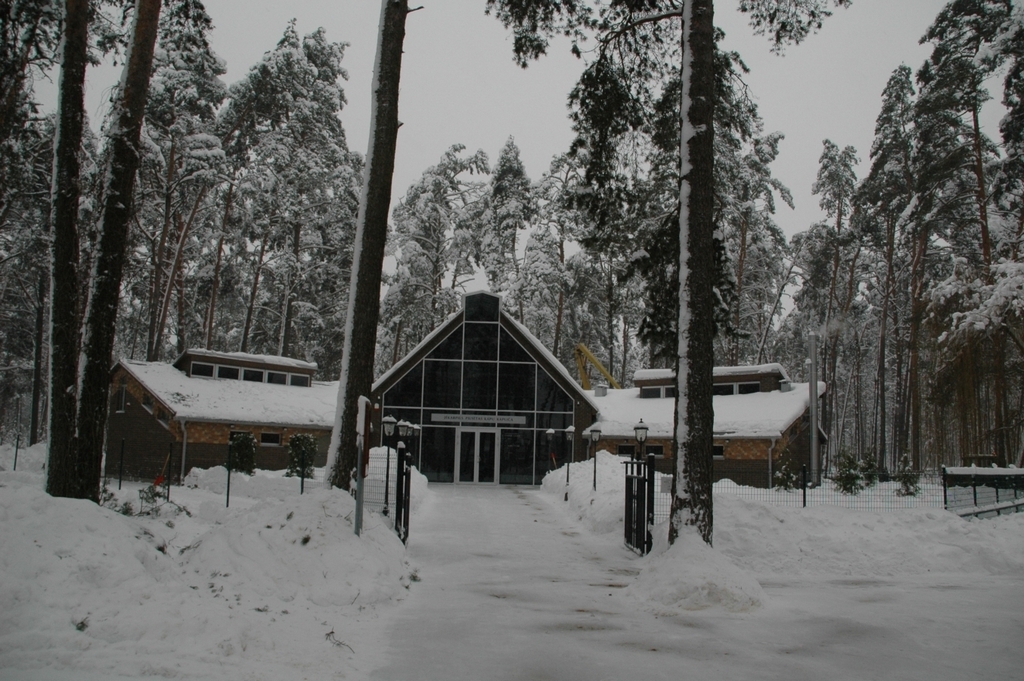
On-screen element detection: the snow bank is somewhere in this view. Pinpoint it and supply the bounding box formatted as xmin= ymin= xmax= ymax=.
xmin=539 ymin=450 xmax=625 ymax=535
xmin=715 ymin=494 xmax=1024 ymax=578
xmin=542 ymin=452 xmax=1024 ymax=614
xmin=628 ymin=526 xmax=766 ymax=612
xmin=0 ymin=464 xmax=413 ymax=679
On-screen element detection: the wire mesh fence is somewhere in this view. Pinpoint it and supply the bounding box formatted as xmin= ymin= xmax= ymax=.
xmin=644 ymin=464 xmax=947 ymax=525
xmin=943 ymin=467 xmax=1024 ymax=518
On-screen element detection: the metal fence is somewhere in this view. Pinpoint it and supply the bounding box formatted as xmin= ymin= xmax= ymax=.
xmin=638 ymin=464 xmax=948 ymax=526
xmin=943 ymin=467 xmax=1024 ymax=518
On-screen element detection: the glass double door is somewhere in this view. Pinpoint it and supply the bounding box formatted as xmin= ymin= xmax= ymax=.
xmin=457 ymin=428 xmax=499 ymax=484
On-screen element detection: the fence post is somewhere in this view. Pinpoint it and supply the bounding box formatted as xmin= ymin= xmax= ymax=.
xmin=972 ymin=473 xmax=977 ymax=508
xmin=942 ymin=467 xmax=948 ymax=510
xmin=12 ymin=433 xmax=19 ymax=471
xmin=802 ymin=464 xmax=807 ymax=508
xmin=300 ymin=444 xmax=306 ymax=495
xmin=118 ymin=439 xmax=125 ymax=490
xmin=226 ymin=442 xmax=232 ymax=508
xmin=166 ymin=442 xmax=172 ymax=502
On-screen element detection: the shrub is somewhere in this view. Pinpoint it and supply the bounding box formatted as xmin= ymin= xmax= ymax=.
xmin=833 ymin=451 xmax=865 ymax=495
xmin=773 ymin=450 xmax=802 ymax=490
xmin=286 ymin=433 xmax=318 ymax=478
xmin=229 ymin=431 xmax=257 ymax=475
xmin=859 ymin=457 xmax=879 ymax=488
xmin=895 ymin=455 xmax=921 ymax=497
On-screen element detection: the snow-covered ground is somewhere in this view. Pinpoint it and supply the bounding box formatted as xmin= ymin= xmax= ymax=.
xmin=2 ymin=443 xmax=1022 ymax=679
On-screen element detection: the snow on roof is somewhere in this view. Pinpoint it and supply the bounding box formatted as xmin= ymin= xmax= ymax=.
xmin=588 ymin=382 xmax=825 ymax=440
xmin=120 ymin=360 xmax=337 ymax=428
xmin=633 ymin=368 xmax=675 ymax=382
xmin=632 ymin=364 xmax=793 ymax=384
xmin=714 ymin=363 xmax=791 ymax=381
xmin=177 ymin=349 xmax=318 ymax=372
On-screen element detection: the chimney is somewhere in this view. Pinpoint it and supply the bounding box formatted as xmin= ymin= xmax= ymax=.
xmin=594 ymin=383 xmax=608 ymax=397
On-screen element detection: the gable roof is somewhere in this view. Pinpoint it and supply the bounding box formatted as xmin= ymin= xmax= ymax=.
xmin=118 ymin=360 xmax=337 ymax=429
xmin=372 ymin=291 xmax=598 ymax=414
xmin=587 ymin=382 xmax=826 ymax=441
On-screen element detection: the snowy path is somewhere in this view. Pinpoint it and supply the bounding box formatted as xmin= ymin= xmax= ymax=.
xmin=368 ymin=485 xmax=1024 ymax=681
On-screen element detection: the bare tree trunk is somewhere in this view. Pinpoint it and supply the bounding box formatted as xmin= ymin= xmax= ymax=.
xmin=553 ymin=239 xmax=565 ymax=358
xmin=46 ymin=0 xmax=89 ymax=498
xmin=670 ymin=0 xmax=715 ymax=546
xmin=280 ymin=220 xmax=301 ymax=357
xmin=204 ymin=234 xmax=224 ymax=349
xmin=146 ymin=141 xmax=177 ymax=360
xmin=75 ymin=0 xmax=162 ymax=502
xmin=30 ymin=273 xmax=45 ymax=445
xmin=329 ymin=0 xmax=409 ymax=489
xmin=240 ymin=234 xmax=268 ymax=354
xmin=875 ymin=214 xmax=895 ymax=470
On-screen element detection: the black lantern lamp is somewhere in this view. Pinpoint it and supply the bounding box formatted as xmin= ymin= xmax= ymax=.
xmin=588 ymin=426 xmax=601 ymax=490
xmin=634 ymin=419 xmax=648 ymax=461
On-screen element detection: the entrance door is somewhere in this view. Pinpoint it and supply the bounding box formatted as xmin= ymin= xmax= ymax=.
xmin=457 ymin=429 xmax=499 ymax=484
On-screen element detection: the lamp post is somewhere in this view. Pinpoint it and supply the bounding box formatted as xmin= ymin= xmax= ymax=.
xmin=589 ymin=426 xmax=601 ymax=491
xmin=382 ymin=415 xmax=396 ymax=516
xmin=564 ymin=425 xmax=575 ymax=501
xmin=634 ymin=419 xmax=648 ymax=461
xmin=410 ymin=423 xmax=420 ymax=469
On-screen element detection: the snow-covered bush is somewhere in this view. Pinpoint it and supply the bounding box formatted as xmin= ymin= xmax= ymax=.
xmin=895 ymin=455 xmax=921 ymax=497
xmin=229 ymin=432 xmax=257 ymax=475
xmin=773 ymin=450 xmax=801 ymax=490
xmin=833 ymin=451 xmax=865 ymax=495
xmin=286 ymin=433 xmax=317 ymax=478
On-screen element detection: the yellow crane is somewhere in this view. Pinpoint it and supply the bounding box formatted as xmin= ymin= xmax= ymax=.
xmin=573 ymin=343 xmax=622 ymax=390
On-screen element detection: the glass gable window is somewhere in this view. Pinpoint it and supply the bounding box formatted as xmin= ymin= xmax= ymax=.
xmin=380 ymin=300 xmax=581 ymax=485
xmin=423 ymin=360 xmax=461 ymax=408
xmin=463 ymin=322 xmax=498 ymax=361
xmin=537 ymin=371 xmax=573 ymax=413
xmin=429 ymin=328 xmax=463 ymax=359
xmin=499 ymin=326 xmax=532 ymax=362
xmin=385 ymin=363 xmax=422 ymax=406
xmin=498 ymin=362 xmax=535 ymax=411
xmin=465 ymin=293 xmax=499 ymax=321
xmin=462 ymin=362 xmax=497 ymax=410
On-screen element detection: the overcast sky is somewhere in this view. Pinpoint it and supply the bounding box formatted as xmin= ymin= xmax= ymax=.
xmin=60 ymin=0 xmax=1004 ymax=239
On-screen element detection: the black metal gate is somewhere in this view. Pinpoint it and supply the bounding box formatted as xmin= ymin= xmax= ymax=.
xmin=624 ymin=454 xmax=655 ymax=555
xmin=393 ymin=451 xmax=412 ymax=544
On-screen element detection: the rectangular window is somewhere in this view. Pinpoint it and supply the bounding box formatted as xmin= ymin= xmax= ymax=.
xmin=664 ymin=386 xmax=676 ymax=398
xmin=142 ymin=393 xmax=154 ymax=411
xmin=639 ymin=387 xmax=662 ymax=399
xmin=156 ymin=408 xmax=169 ymax=426
xmin=617 ymin=444 xmax=636 ymax=458
xmin=116 ymin=384 xmax=127 ymax=412
xmin=289 ymin=374 xmax=310 ymax=387
xmin=713 ymin=384 xmax=735 ymax=396
xmin=646 ymin=445 xmax=664 ymax=457
xmin=260 ymin=432 xmax=282 ymax=446
xmin=218 ymin=366 xmax=240 ymax=380
xmin=243 ymin=369 xmax=264 ymax=383
xmin=266 ymin=372 xmax=287 ymax=385
xmin=738 ymin=382 xmax=760 ymax=395
xmin=713 ymin=445 xmax=725 ymax=459
xmin=191 ymin=362 xmax=214 ymax=377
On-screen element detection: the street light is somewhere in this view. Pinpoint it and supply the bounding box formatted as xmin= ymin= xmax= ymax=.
xmin=588 ymin=426 xmax=601 ymax=491
xmin=411 ymin=423 xmax=421 ymax=470
xmin=634 ymin=419 xmax=648 ymax=461
xmin=382 ymin=415 xmax=396 ymax=516
xmin=564 ymin=425 xmax=575 ymax=501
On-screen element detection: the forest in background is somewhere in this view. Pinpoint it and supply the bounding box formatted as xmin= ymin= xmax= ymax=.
xmin=1 ymin=0 xmax=1021 ymax=475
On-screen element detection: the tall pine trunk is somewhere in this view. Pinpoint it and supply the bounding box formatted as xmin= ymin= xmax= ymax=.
xmin=669 ymin=0 xmax=715 ymax=547
xmin=328 ymin=0 xmax=409 ymax=488
xmin=46 ymin=0 xmax=89 ymax=498
xmin=74 ymin=0 xmax=161 ymax=502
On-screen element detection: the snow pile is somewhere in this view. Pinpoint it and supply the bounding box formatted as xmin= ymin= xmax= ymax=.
xmin=539 ymin=450 xmax=625 ymax=534
xmin=628 ymin=527 xmax=766 ymax=612
xmin=541 ymin=451 xmax=1024 ymax=615
xmin=0 ymin=464 xmax=415 ymax=679
xmin=0 ymin=441 xmax=46 ymax=473
xmin=715 ymin=494 xmax=1024 ymax=578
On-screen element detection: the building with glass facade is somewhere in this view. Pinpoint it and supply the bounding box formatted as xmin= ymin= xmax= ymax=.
xmin=371 ymin=292 xmax=598 ymax=485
